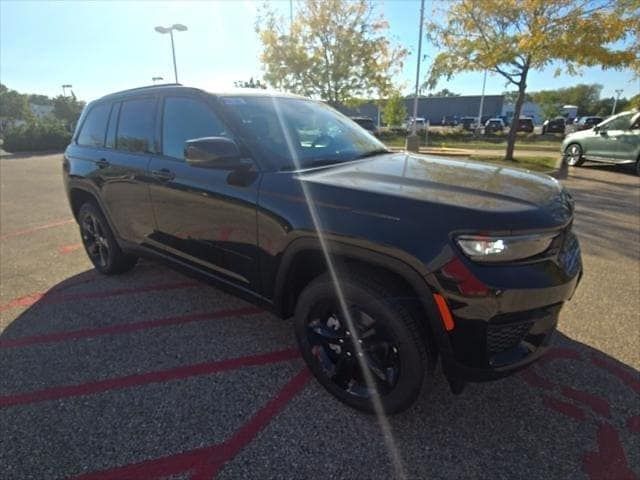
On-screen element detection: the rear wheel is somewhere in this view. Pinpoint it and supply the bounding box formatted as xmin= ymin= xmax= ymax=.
xmin=78 ymin=202 xmax=137 ymax=274
xmin=565 ymin=143 xmax=584 ymax=167
xmin=294 ymin=272 xmax=430 ymax=414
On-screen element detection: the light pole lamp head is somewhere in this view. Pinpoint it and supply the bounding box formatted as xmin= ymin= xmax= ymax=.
xmin=172 ymin=24 xmax=187 ymax=31
xmin=154 ymin=26 xmax=170 ymax=34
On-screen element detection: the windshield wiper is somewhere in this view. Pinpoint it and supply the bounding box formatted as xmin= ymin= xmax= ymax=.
xmin=353 ymin=148 xmax=391 ymax=159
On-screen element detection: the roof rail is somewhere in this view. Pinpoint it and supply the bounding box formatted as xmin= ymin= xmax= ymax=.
xmin=101 ymin=83 xmax=184 ymax=98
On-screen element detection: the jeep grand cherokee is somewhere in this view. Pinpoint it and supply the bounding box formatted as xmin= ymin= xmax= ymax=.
xmin=63 ymin=85 xmax=582 ymax=413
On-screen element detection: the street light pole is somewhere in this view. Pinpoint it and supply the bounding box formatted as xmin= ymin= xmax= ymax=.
xmin=406 ymin=0 xmax=425 ymax=153
xmin=611 ymin=89 xmax=623 ymax=115
xmin=411 ymin=0 xmax=425 ymax=136
xmin=155 ymin=24 xmax=188 ymax=84
xmin=476 ymin=70 xmax=487 ymax=132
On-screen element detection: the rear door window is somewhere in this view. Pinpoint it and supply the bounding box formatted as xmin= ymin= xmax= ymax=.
xmin=162 ymin=96 xmax=229 ymax=160
xmin=116 ymin=98 xmax=157 ymax=153
xmin=77 ymin=103 xmax=111 ymax=147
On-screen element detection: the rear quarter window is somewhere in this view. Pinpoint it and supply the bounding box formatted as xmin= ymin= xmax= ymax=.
xmin=77 ymin=103 xmax=111 ymax=147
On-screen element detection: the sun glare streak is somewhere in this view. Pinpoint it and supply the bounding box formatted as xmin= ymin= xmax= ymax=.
xmin=268 ymin=94 xmax=407 ymax=479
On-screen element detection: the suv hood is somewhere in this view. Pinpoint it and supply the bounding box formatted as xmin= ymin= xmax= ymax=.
xmin=299 ymin=152 xmax=570 ymax=220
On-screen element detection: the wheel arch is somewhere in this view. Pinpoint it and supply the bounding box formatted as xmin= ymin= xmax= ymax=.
xmin=273 ymin=237 xmax=451 ymax=360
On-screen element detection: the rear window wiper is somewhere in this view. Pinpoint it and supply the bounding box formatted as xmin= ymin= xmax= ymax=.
xmin=353 ymin=148 xmax=391 ymax=159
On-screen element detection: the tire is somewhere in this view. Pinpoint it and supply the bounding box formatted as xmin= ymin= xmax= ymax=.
xmin=636 ymin=156 xmax=640 ymax=177
xmin=565 ymin=143 xmax=584 ymax=167
xmin=77 ymin=202 xmax=137 ymax=275
xmin=294 ymin=272 xmax=431 ymax=414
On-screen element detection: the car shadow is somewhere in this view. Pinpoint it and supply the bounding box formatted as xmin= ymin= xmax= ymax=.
xmin=1 ymin=265 xmax=638 ymax=478
xmin=563 ymin=164 xmax=639 ymax=262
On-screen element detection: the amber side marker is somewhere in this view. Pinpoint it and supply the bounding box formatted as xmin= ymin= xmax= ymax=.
xmin=433 ymin=293 xmax=455 ymax=331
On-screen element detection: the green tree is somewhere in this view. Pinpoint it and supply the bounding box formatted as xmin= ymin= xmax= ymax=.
xmin=28 ymin=94 xmax=53 ymax=106
xmin=382 ymin=90 xmax=407 ymax=126
xmin=531 ymin=84 xmax=603 ymax=118
xmin=257 ymin=0 xmax=407 ymax=104
xmin=53 ymin=93 xmax=85 ymax=129
xmin=427 ymin=0 xmax=637 ymax=161
xmin=427 ymin=88 xmax=460 ymax=97
xmin=629 ymin=93 xmax=640 ymax=109
xmin=0 ymin=86 xmax=31 ymax=122
xmin=234 ymin=77 xmax=267 ymax=89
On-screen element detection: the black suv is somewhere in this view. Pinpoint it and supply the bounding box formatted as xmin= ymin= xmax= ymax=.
xmin=64 ymin=85 xmax=582 ymax=413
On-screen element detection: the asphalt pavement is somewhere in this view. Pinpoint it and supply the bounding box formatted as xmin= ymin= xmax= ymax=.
xmin=0 ymin=152 xmax=638 ymax=479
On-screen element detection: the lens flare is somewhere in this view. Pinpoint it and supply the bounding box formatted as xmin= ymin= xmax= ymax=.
xmin=269 ymin=95 xmax=407 ymax=479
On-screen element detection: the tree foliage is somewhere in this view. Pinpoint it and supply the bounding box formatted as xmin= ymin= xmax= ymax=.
xmin=53 ymin=93 xmax=85 ymax=128
xmin=531 ymin=84 xmax=603 ymax=118
xmin=427 ymin=88 xmax=460 ymax=97
xmin=427 ymin=0 xmax=637 ymax=160
xmin=257 ymin=0 xmax=407 ymax=104
xmin=0 ymin=85 xmax=31 ymax=122
xmin=382 ymin=90 xmax=407 ymax=127
xmin=234 ymin=77 xmax=267 ymax=89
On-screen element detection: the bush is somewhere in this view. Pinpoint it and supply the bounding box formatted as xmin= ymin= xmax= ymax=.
xmin=2 ymin=120 xmax=71 ymax=152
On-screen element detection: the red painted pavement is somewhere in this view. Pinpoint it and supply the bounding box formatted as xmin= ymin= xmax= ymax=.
xmin=0 ymin=306 xmax=262 ymax=348
xmin=73 ymin=368 xmax=311 ymax=480
xmin=0 ymin=218 xmax=75 ymax=241
xmin=0 ymin=280 xmax=200 ymax=313
xmin=0 ymin=348 xmax=300 ymax=407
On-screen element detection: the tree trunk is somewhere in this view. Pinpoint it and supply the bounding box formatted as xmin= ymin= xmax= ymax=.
xmin=505 ymin=65 xmax=530 ymax=162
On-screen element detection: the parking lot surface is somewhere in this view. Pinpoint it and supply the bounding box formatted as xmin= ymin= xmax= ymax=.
xmin=1 ymin=152 xmax=639 ymax=479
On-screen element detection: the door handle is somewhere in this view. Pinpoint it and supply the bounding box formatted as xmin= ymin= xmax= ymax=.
xmin=96 ymin=158 xmax=110 ymax=169
xmin=151 ymin=168 xmax=175 ymax=181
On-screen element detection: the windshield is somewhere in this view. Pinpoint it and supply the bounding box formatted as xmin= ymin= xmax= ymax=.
xmin=219 ymin=95 xmax=387 ymax=170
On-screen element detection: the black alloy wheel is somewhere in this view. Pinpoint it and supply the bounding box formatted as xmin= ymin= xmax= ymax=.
xmin=78 ymin=202 xmax=137 ymax=274
xmin=306 ymin=304 xmax=401 ymax=398
xmin=294 ymin=273 xmax=430 ymax=414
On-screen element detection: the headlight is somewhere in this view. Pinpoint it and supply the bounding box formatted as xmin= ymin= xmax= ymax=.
xmin=455 ymin=233 xmax=558 ymax=262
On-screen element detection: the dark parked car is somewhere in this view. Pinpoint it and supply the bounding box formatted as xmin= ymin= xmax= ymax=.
xmin=484 ymin=118 xmax=505 ymax=134
xmin=350 ymin=116 xmax=378 ymax=136
xmin=574 ymin=116 xmax=603 ymax=131
xmin=515 ymin=117 xmax=535 ymax=133
xmin=460 ymin=116 xmax=477 ymax=131
xmin=542 ymin=117 xmax=566 ymax=134
xmin=64 ymin=85 xmax=582 ymax=413
xmin=441 ymin=115 xmax=459 ymax=126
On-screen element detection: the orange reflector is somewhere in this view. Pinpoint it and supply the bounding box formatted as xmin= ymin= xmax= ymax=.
xmin=433 ymin=293 xmax=455 ymax=331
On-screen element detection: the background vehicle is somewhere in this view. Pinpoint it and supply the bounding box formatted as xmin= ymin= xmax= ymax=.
xmin=406 ymin=117 xmax=426 ymax=131
xmin=64 ymin=85 xmax=582 ymax=414
xmin=542 ymin=117 xmax=566 ymax=134
xmin=574 ymin=116 xmax=604 ymax=131
xmin=441 ymin=115 xmax=459 ymax=126
xmin=515 ymin=117 xmax=534 ymax=133
xmin=562 ymin=110 xmax=640 ymax=175
xmin=460 ymin=116 xmax=477 ymax=131
xmin=350 ymin=116 xmax=378 ymax=136
xmin=484 ymin=118 xmax=505 ymax=134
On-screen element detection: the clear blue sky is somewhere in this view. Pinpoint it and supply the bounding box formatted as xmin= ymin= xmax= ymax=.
xmin=1 ymin=0 xmax=638 ymax=102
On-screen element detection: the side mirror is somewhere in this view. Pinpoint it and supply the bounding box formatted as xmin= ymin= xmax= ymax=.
xmin=184 ymin=137 xmax=244 ymax=169
xmin=593 ymin=125 xmax=600 ymax=133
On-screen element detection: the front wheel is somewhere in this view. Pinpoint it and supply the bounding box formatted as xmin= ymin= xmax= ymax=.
xmin=294 ymin=273 xmax=431 ymax=414
xmin=565 ymin=143 xmax=584 ymax=167
xmin=78 ymin=202 xmax=137 ymax=274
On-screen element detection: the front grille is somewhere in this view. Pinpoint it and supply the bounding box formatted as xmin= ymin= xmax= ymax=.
xmin=486 ymin=321 xmax=533 ymax=353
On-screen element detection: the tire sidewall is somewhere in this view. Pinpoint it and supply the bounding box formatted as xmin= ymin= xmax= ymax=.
xmin=294 ymin=275 xmax=427 ymax=413
xmin=78 ymin=202 xmax=121 ymax=274
xmin=565 ymin=143 xmax=584 ymax=166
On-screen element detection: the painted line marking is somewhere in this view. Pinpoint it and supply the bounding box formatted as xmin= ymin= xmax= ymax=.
xmin=0 ymin=218 xmax=75 ymax=241
xmin=58 ymin=243 xmax=82 ymax=254
xmin=0 ymin=280 xmax=200 ymax=313
xmin=0 ymin=348 xmax=300 ymax=408
xmin=73 ymin=368 xmax=311 ymax=480
xmin=0 ymin=306 xmax=263 ymax=348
